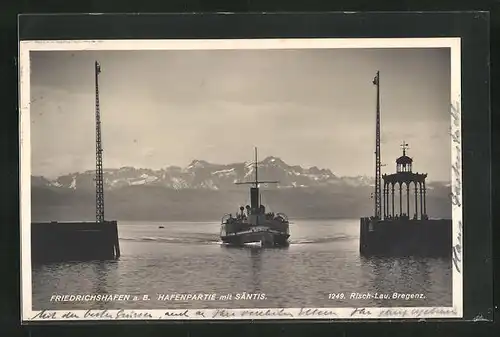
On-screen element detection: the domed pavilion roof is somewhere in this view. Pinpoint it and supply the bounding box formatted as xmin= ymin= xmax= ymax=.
xmin=396 ymin=155 xmax=413 ymax=165
xmin=396 ymin=141 xmax=412 ymax=165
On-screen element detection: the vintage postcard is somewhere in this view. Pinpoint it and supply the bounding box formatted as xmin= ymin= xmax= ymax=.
xmin=19 ymin=37 xmax=463 ymax=322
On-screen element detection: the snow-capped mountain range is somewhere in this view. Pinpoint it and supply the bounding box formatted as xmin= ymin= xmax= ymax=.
xmin=31 ymin=156 xmax=447 ymax=191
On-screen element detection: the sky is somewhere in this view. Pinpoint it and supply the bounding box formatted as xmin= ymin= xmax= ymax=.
xmin=29 ymin=47 xmax=452 ymax=181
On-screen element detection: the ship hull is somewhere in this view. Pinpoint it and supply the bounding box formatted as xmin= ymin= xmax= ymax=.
xmin=221 ymin=228 xmax=289 ymax=247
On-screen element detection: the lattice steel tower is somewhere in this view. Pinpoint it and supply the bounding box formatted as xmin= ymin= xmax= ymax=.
xmin=373 ymin=71 xmax=382 ymax=219
xmin=95 ymin=61 xmax=105 ymax=223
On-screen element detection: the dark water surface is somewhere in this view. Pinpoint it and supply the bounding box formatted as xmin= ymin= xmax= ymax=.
xmin=32 ymin=219 xmax=452 ymax=310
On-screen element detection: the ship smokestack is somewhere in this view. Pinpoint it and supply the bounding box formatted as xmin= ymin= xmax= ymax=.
xmin=250 ymin=187 xmax=259 ymax=211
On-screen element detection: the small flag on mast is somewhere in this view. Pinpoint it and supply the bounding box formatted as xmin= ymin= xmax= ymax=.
xmin=372 ymin=72 xmax=379 ymax=85
xmin=96 ymin=61 xmax=101 ymax=74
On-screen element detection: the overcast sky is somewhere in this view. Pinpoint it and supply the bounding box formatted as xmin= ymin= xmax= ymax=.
xmin=29 ymin=47 xmax=451 ymax=181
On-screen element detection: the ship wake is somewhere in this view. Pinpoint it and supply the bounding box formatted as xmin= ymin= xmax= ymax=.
xmin=120 ymin=235 xmax=221 ymax=245
xmin=290 ymin=235 xmax=353 ymax=244
xmin=120 ymin=234 xmax=353 ymax=246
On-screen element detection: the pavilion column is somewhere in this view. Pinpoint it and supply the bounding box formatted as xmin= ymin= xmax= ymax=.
xmin=419 ymin=181 xmax=423 ymax=218
xmin=399 ymin=183 xmax=402 ymax=216
xmin=391 ymin=184 xmax=395 ymax=217
xmin=382 ymin=181 xmax=386 ymax=219
xmin=414 ymin=182 xmax=418 ymax=219
xmin=423 ymin=180 xmax=427 ymax=216
xmin=386 ymin=184 xmax=390 ymax=217
xmin=406 ymin=183 xmax=410 ymax=217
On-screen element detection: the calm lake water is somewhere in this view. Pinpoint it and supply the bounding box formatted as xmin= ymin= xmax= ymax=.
xmin=32 ymin=219 xmax=452 ymax=310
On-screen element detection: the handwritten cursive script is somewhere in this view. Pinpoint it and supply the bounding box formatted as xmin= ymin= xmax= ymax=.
xmin=212 ymin=308 xmax=294 ymax=318
xmin=242 ymin=308 xmax=294 ymax=318
xmin=212 ymin=309 xmax=236 ymax=319
xmin=452 ymin=220 xmax=463 ymax=273
xmin=163 ymin=310 xmax=189 ymax=318
xmin=298 ymin=308 xmax=337 ymax=317
xmin=31 ymin=310 xmax=58 ymax=320
xmin=28 ymin=306 xmax=461 ymax=321
xmin=450 ymin=100 xmax=463 ymax=274
xmin=450 ymin=100 xmax=462 ymax=207
xmin=31 ymin=309 xmax=179 ymax=320
xmin=350 ymin=308 xmax=372 ymax=317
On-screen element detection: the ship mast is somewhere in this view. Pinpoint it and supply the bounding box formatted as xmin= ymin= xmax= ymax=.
xmin=95 ymin=61 xmax=105 ymax=223
xmin=373 ymin=71 xmax=382 ymax=219
xmin=254 ymin=147 xmax=258 ymax=188
xmin=235 ymin=147 xmax=279 ymax=210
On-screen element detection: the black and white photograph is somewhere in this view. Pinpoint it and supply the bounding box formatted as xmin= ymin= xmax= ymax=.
xmin=20 ymin=37 xmax=463 ymax=321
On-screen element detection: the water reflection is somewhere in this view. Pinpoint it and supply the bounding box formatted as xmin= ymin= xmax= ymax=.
xmin=91 ymin=260 xmax=118 ymax=294
xmin=249 ymin=247 xmax=262 ymax=291
xmin=220 ymin=244 xmax=290 ymax=300
xmin=359 ymin=256 xmax=449 ymax=306
xmin=33 ymin=220 xmax=452 ymax=310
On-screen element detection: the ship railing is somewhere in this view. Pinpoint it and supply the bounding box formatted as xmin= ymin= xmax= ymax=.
xmin=221 ymin=213 xmax=231 ymax=223
xmin=275 ymin=212 xmax=289 ymax=222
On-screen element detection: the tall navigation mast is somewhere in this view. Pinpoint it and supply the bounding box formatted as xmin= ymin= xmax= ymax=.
xmin=95 ymin=61 xmax=105 ymax=223
xmin=373 ymin=71 xmax=382 ymax=219
xmin=235 ymin=147 xmax=279 ymax=210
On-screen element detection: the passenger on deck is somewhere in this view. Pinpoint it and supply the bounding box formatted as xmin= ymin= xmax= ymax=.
xmin=260 ymin=205 xmax=266 ymax=214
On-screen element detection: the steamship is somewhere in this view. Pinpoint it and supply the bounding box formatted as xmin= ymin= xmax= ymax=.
xmin=220 ymin=148 xmax=290 ymax=247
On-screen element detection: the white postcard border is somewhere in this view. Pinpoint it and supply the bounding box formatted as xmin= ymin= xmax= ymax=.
xmin=19 ymin=37 xmax=462 ymax=322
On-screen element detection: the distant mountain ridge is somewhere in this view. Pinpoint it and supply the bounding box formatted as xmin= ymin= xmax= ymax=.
xmin=32 ymin=155 xmax=448 ymax=191
xmin=31 ymin=156 xmax=452 ymax=222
